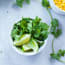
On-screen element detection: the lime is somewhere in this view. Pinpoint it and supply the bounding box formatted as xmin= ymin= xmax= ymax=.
xmin=13 ymin=34 xmax=31 ymax=46
xmin=22 ymin=39 xmax=39 ymax=52
xmin=31 ymin=39 xmax=39 ymax=52
xmin=22 ymin=43 xmax=33 ymax=52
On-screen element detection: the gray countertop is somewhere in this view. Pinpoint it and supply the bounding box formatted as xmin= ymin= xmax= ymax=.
xmin=0 ymin=0 xmax=65 ymax=65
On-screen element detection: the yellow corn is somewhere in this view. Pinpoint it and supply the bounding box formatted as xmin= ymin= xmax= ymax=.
xmin=54 ymin=0 xmax=65 ymax=11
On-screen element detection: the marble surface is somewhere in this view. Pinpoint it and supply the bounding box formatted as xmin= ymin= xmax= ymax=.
xmin=0 ymin=0 xmax=65 ymax=65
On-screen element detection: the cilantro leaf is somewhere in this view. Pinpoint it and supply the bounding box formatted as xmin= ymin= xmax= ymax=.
xmin=16 ymin=0 xmax=24 ymax=7
xmin=50 ymin=18 xmax=63 ymax=63
xmin=41 ymin=0 xmax=64 ymax=63
xmin=42 ymin=0 xmax=53 ymax=20
xmin=50 ymin=53 xmax=60 ymax=60
xmin=16 ymin=0 xmax=30 ymax=7
xmin=32 ymin=17 xmax=49 ymax=41
xmin=51 ymin=18 xmax=62 ymax=38
xmin=50 ymin=49 xmax=65 ymax=63
xmin=42 ymin=0 xmax=50 ymax=8
xmin=25 ymin=0 xmax=30 ymax=4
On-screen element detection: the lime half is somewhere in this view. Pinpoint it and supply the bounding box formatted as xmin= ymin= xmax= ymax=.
xmin=22 ymin=39 xmax=39 ymax=52
xmin=32 ymin=39 xmax=39 ymax=52
xmin=14 ymin=34 xmax=31 ymax=46
xmin=22 ymin=43 xmax=33 ymax=52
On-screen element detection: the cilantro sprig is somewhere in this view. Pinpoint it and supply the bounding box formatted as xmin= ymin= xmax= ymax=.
xmin=16 ymin=0 xmax=30 ymax=7
xmin=11 ymin=17 xmax=49 ymax=47
xmin=50 ymin=49 xmax=65 ymax=63
xmin=42 ymin=0 xmax=65 ymax=63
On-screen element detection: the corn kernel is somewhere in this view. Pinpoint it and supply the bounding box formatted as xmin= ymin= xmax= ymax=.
xmin=54 ymin=0 xmax=65 ymax=11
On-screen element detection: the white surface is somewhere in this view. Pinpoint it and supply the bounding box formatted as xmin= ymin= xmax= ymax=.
xmin=0 ymin=0 xmax=65 ymax=65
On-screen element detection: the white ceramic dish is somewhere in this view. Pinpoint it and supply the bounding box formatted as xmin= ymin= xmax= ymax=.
xmin=49 ymin=0 xmax=65 ymax=15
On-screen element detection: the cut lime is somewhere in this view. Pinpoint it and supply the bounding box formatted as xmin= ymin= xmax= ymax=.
xmin=31 ymin=39 xmax=39 ymax=52
xmin=22 ymin=44 xmax=33 ymax=52
xmin=22 ymin=39 xmax=39 ymax=52
xmin=13 ymin=34 xmax=31 ymax=46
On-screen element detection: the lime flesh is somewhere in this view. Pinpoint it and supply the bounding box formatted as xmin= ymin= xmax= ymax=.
xmin=22 ymin=39 xmax=39 ymax=52
xmin=14 ymin=34 xmax=31 ymax=46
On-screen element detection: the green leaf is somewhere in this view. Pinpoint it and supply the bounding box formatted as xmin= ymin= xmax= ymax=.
xmin=50 ymin=53 xmax=60 ymax=60
xmin=50 ymin=49 xmax=65 ymax=62
xmin=57 ymin=49 xmax=65 ymax=57
xmin=16 ymin=0 xmax=30 ymax=7
xmin=51 ymin=18 xmax=62 ymax=38
xmin=55 ymin=29 xmax=62 ymax=38
xmin=16 ymin=0 xmax=24 ymax=7
xmin=51 ymin=19 xmax=59 ymax=27
xmin=25 ymin=0 xmax=30 ymax=4
xmin=40 ymin=22 xmax=49 ymax=30
xmin=32 ymin=17 xmax=49 ymax=41
xmin=42 ymin=0 xmax=50 ymax=8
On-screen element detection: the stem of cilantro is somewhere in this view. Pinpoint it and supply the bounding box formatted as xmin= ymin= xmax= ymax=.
xmin=46 ymin=8 xmax=53 ymax=34
xmin=52 ymin=38 xmax=55 ymax=53
xmin=46 ymin=8 xmax=53 ymax=21
xmin=41 ymin=0 xmax=65 ymax=63
xmin=46 ymin=7 xmax=55 ymax=54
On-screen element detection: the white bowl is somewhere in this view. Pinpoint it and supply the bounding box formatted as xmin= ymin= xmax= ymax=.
xmin=49 ymin=0 xmax=65 ymax=15
xmin=11 ymin=38 xmax=48 ymax=56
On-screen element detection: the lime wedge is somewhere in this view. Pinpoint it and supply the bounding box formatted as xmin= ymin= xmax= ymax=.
xmin=22 ymin=43 xmax=33 ymax=52
xmin=22 ymin=39 xmax=39 ymax=52
xmin=14 ymin=34 xmax=31 ymax=46
xmin=31 ymin=39 xmax=39 ymax=52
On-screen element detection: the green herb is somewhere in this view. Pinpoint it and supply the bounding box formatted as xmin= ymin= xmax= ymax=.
xmin=50 ymin=19 xmax=65 ymax=63
xmin=42 ymin=0 xmax=52 ymax=20
xmin=42 ymin=0 xmax=50 ymax=8
xmin=32 ymin=17 xmax=49 ymax=41
xmin=25 ymin=0 xmax=30 ymax=4
xmin=16 ymin=0 xmax=30 ymax=7
xmin=11 ymin=16 xmax=49 ymax=48
xmin=11 ymin=17 xmax=32 ymax=41
xmin=42 ymin=0 xmax=65 ymax=63
xmin=50 ymin=49 xmax=65 ymax=63
xmin=51 ymin=18 xmax=62 ymax=38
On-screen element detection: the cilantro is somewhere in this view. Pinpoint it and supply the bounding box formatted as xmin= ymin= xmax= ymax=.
xmin=11 ymin=17 xmax=49 ymax=48
xmin=25 ymin=0 xmax=30 ymax=4
xmin=51 ymin=19 xmax=62 ymax=38
xmin=50 ymin=19 xmax=64 ymax=63
xmin=50 ymin=49 xmax=65 ymax=63
xmin=42 ymin=0 xmax=50 ymax=8
xmin=41 ymin=0 xmax=65 ymax=63
xmin=32 ymin=17 xmax=49 ymax=41
xmin=16 ymin=0 xmax=30 ymax=7
xmin=11 ymin=18 xmax=32 ymax=41
xmin=16 ymin=0 xmax=24 ymax=7
xmin=42 ymin=0 xmax=52 ymax=20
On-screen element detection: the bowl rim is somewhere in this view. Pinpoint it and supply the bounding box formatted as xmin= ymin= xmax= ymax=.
xmin=49 ymin=0 xmax=65 ymax=13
